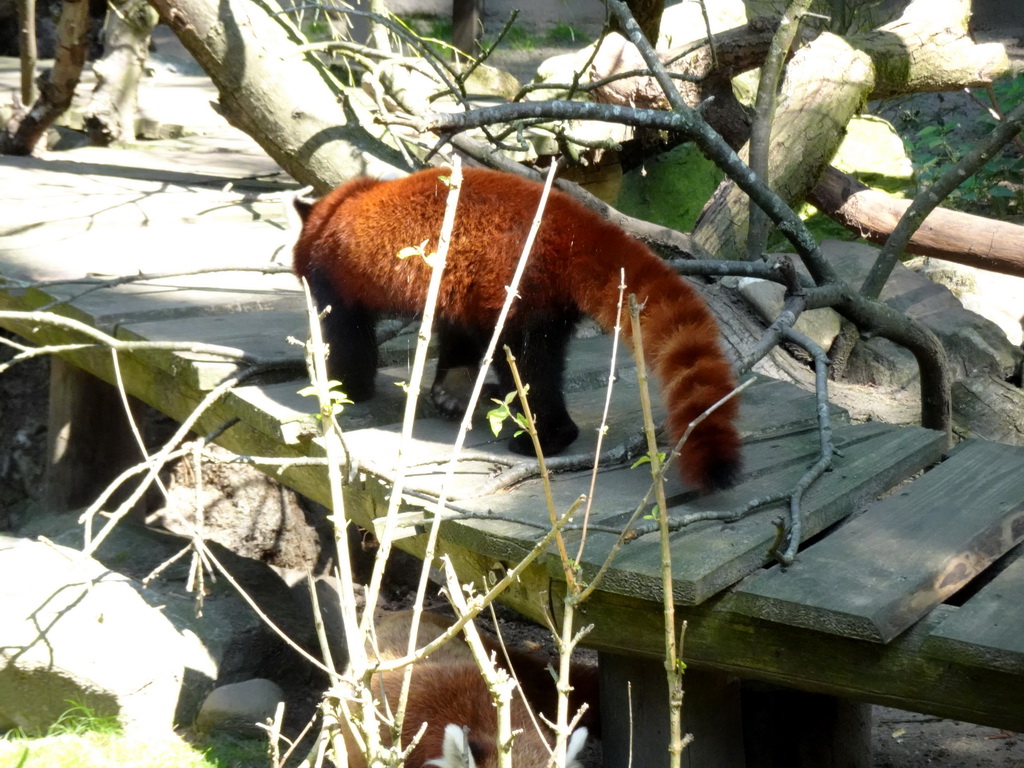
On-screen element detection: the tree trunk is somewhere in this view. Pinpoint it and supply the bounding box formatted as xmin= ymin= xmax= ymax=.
xmin=809 ymin=166 xmax=1024 ymax=279
xmin=592 ymin=18 xmax=783 ymax=111
xmin=83 ymin=0 xmax=159 ymax=145
xmin=690 ymin=0 xmax=1009 ymax=262
xmin=146 ymin=0 xmax=407 ymax=191
xmin=1 ymin=0 xmax=91 ymax=155
xmin=590 ymin=19 xmax=781 ymax=149
xmin=853 ymin=0 xmax=1011 ymax=100
xmin=609 ymin=0 xmax=664 ymax=47
xmin=18 ymin=0 xmax=37 ymax=106
xmin=691 ymin=30 xmax=875 ymax=260
xmin=452 ymin=0 xmax=482 ymax=57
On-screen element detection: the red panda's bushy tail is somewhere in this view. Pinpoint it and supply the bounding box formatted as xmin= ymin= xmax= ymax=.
xmin=568 ymin=221 xmax=742 ymax=493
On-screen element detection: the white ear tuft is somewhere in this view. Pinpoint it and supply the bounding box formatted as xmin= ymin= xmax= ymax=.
xmin=424 ymin=723 xmax=477 ymax=768
xmin=565 ymin=727 xmax=589 ymax=768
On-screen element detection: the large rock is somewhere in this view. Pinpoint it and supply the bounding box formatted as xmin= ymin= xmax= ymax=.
xmin=616 ymin=142 xmax=724 ymax=233
xmin=822 ymin=240 xmax=1022 ymax=387
xmin=0 ymin=535 xmax=214 ymax=733
xmin=147 ymin=443 xmax=330 ymax=571
xmin=911 ymin=256 xmax=1024 ymax=347
xmin=195 ymin=678 xmax=284 ymax=737
xmin=2 ymin=513 xmax=335 ymax=734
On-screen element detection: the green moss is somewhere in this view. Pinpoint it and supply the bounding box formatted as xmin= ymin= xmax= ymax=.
xmin=616 ymin=143 xmax=725 ymax=232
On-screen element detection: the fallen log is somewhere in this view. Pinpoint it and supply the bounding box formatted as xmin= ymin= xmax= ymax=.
xmin=809 ymin=166 xmax=1024 ymax=279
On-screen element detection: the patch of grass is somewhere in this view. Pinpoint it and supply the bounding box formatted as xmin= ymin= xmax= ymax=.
xmin=0 ymin=732 xmax=215 ymax=768
xmin=423 ymin=17 xmax=453 ymax=42
xmin=504 ymin=26 xmax=538 ymax=51
xmin=0 ymin=703 xmax=266 ymax=768
xmin=2 ymin=702 xmax=121 ymax=741
xmin=0 ymin=731 xmax=268 ymax=768
xmin=545 ymin=22 xmax=589 ymax=44
xmin=765 ymin=201 xmax=860 ymax=253
xmin=393 ymin=14 xmax=458 ymax=59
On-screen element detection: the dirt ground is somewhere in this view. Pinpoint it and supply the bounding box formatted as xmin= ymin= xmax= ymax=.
xmin=4 ymin=16 xmax=1024 ymax=768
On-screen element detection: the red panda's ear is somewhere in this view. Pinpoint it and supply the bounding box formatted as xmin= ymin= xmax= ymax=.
xmin=425 ymin=723 xmax=477 ymax=768
xmin=566 ymin=727 xmax=589 ymax=768
xmin=293 ymin=194 xmax=316 ymax=223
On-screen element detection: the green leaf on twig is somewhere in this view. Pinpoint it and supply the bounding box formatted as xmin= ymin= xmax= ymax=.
xmin=487 ymin=388 xmax=529 ymax=438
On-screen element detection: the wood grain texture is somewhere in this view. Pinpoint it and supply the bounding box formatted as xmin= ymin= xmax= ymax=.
xmin=552 ymin=588 xmax=1024 ymax=732
xmin=925 ymin=547 xmax=1024 ymax=674
xmin=729 ymin=440 xmax=1024 ymax=643
xmin=448 ymin=421 xmax=944 ymax=606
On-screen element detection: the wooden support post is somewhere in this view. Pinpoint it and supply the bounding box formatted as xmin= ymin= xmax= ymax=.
xmin=599 ymin=652 xmax=746 ymax=767
xmin=742 ymin=683 xmax=872 ymax=768
xmin=45 ymin=357 xmax=148 ymax=513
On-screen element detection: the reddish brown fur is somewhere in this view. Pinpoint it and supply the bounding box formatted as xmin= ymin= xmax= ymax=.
xmin=294 ymin=167 xmax=741 ymax=491
xmin=365 ymin=664 xmax=553 ymax=768
xmin=344 ymin=611 xmax=590 ymax=768
xmin=371 ymin=611 xmax=600 ymax=734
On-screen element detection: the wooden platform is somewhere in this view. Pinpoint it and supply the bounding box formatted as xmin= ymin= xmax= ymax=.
xmin=4 ymin=147 xmax=1024 ymax=765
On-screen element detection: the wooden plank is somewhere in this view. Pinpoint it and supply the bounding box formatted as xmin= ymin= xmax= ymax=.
xmin=44 ymin=358 xmax=149 ymax=513
xmin=1 ymin=205 xmax=288 ymax=279
xmin=735 ymin=376 xmax=850 ymax=440
xmin=564 ymin=422 xmax=944 ymax=605
xmin=0 ymin=152 xmax=285 ymax=239
xmin=116 ymin=307 xmax=307 ymax=389
xmin=225 ymin=380 xmax=319 ymax=445
xmin=0 ymin=311 xmax=336 ymax=505
xmin=728 ymin=440 xmax=1024 ymax=643
xmin=11 ymin=278 xmax=300 ymax=334
xmin=373 ymin=373 xmax=847 ymax=509
xmin=210 ymin=333 xmax=644 ymax=449
xmin=432 ymin=378 xmax=876 ymax=558
xmin=444 ymin=422 xmax=944 ymax=605
xmin=925 ymin=547 xmax=1024 ymax=675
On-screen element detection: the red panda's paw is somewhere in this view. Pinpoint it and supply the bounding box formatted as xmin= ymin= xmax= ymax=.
xmin=508 ymin=417 xmax=579 ymax=457
xmin=430 ymin=380 xmax=501 ymax=421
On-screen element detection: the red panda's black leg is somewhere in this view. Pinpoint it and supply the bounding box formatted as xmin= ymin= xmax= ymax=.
xmin=500 ymin=315 xmax=580 ymax=456
xmin=430 ymin=321 xmax=502 ymax=419
xmin=306 ymin=267 xmax=378 ymax=401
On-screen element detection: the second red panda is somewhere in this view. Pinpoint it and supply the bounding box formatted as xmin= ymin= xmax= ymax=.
xmin=343 ymin=611 xmax=591 ymax=768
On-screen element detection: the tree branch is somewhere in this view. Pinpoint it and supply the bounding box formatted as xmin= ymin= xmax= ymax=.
xmin=859 ymin=99 xmax=1024 ymax=298
xmin=809 ymin=165 xmax=1024 ymax=279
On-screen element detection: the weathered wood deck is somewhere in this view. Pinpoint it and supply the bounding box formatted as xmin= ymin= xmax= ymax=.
xmin=3 ymin=148 xmax=1024 ymax=766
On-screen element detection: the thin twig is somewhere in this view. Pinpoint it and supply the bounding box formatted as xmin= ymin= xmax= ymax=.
xmin=626 ymin=293 xmax=685 ymax=768
xmin=297 ymin=276 xmax=367 ymax=765
xmin=576 ymin=269 xmax=627 ymax=561
xmin=745 ymin=0 xmax=814 ymax=261
xmin=377 ymin=159 xmax=465 ymax=756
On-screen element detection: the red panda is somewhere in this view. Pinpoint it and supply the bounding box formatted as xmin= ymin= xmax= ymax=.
xmin=293 ymin=167 xmax=741 ymax=492
xmin=371 ymin=611 xmax=601 ymax=736
xmin=343 ymin=611 xmax=590 ymax=768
